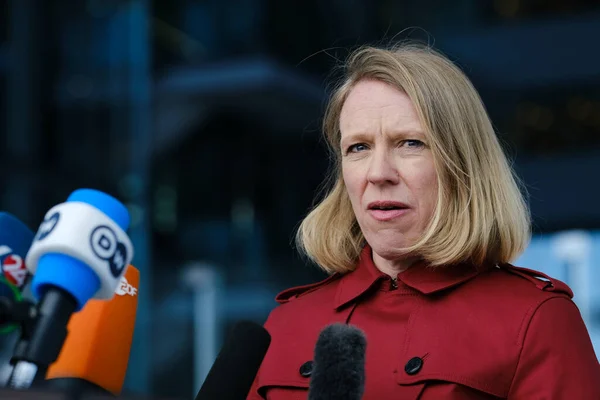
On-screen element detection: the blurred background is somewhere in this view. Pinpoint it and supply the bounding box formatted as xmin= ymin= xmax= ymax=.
xmin=1 ymin=0 xmax=600 ymax=398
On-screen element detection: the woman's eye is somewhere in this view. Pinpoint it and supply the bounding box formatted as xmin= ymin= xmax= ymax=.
xmin=402 ymin=140 xmax=425 ymax=148
xmin=347 ymin=143 xmax=368 ymax=153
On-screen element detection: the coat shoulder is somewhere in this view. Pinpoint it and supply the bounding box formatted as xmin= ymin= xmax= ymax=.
xmin=461 ymin=263 xmax=575 ymax=314
xmin=274 ymin=273 xmax=342 ymax=305
xmin=493 ymin=263 xmax=573 ymax=299
xmin=264 ymin=273 xmax=343 ymax=335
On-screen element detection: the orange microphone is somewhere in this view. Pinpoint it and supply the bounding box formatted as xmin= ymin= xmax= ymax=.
xmin=41 ymin=264 xmax=139 ymax=397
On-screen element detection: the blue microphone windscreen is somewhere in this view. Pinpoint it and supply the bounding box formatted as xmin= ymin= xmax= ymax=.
xmin=67 ymin=189 xmax=130 ymax=231
xmin=0 ymin=213 xmax=34 ymax=290
xmin=0 ymin=213 xmax=34 ymax=259
xmin=0 ymin=213 xmax=33 ymax=332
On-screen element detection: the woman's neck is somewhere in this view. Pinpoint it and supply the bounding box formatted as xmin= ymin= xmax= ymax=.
xmin=372 ymin=251 xmax=419 ymax=278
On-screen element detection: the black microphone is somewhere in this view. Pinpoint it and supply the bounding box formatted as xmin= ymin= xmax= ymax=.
xmin=194 ymin=321 xmax=271 ymax=400
xmin=308 ymin=323 xmax=367 ymax=400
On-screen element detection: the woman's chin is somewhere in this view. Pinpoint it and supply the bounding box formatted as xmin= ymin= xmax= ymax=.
xmin=367 ymin=238 xmax=414 ymax=261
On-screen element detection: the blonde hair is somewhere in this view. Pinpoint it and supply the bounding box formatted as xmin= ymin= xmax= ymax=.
xmin=296 ymin=43 xmax=531 ymax=274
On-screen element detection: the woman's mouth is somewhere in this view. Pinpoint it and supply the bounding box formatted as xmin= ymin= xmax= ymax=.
xmin=367 ymin=201 xmax=410 ymax=221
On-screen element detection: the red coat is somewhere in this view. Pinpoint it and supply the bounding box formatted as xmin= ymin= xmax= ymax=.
xmin=247 ymin=245 xmax=600 ymax=399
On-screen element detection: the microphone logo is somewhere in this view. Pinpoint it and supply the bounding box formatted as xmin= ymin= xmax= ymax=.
xmin=89 ymin=225 xmax=129 ymax=278
xmin=115 ymin=276 xmax=137 ymax=296
xmin=2 ymin=254 xmax=27 ymax=289
xmin=0 ymin=245 xmax=28 ymax=289
xmin=36 ymin=211 xmax=60 ymax=241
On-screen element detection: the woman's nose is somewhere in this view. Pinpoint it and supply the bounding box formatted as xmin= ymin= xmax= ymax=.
xmin=366 ymin=150 xmax=400 ymax=185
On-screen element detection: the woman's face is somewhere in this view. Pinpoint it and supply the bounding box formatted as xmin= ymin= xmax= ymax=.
xmin=340 ymin=79 xmax=438 ymax=262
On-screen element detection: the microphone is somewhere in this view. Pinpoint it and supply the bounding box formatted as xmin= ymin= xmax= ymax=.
xmin=39 ymin=264 xmax=139 ymax=397
xmin=307 ymin=323 xmax=367 ymax=400
xmin=0 ymin=212 xmax=35 ymax=334
xmin=9 ymin=189 xmax=134 ymax=390
xmin=194 ymin=321 xmax=271 ymax=400
xmin=0 ymin=213 xmax=34 ymax=294
xmin=0 ymin=213 xmax=35 ymax=387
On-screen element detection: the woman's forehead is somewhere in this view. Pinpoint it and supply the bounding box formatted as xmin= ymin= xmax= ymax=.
xmin=339 ymin=81 xmax=421 ymax=136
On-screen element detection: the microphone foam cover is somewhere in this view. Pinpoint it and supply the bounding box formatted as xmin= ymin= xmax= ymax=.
xmin=308 ymin=323 xmax=366 ymax=400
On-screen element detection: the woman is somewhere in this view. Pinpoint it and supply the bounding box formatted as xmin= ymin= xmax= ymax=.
xmin=247 ymin=44 xmax=600 ymax=399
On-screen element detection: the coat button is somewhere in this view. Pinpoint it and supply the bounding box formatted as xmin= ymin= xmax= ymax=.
xmin=404 ymin=357 xmax=423 ymax=375
xmin=299 ymin=361 xmax=313 ymax=377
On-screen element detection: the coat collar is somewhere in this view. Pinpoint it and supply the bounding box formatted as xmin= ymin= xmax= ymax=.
xmin=334 ymin=244 xmax=488 ymax=310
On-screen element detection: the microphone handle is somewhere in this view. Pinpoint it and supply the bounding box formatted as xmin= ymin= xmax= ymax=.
xmin=9 ymin=287 xmax=78 ymax=389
